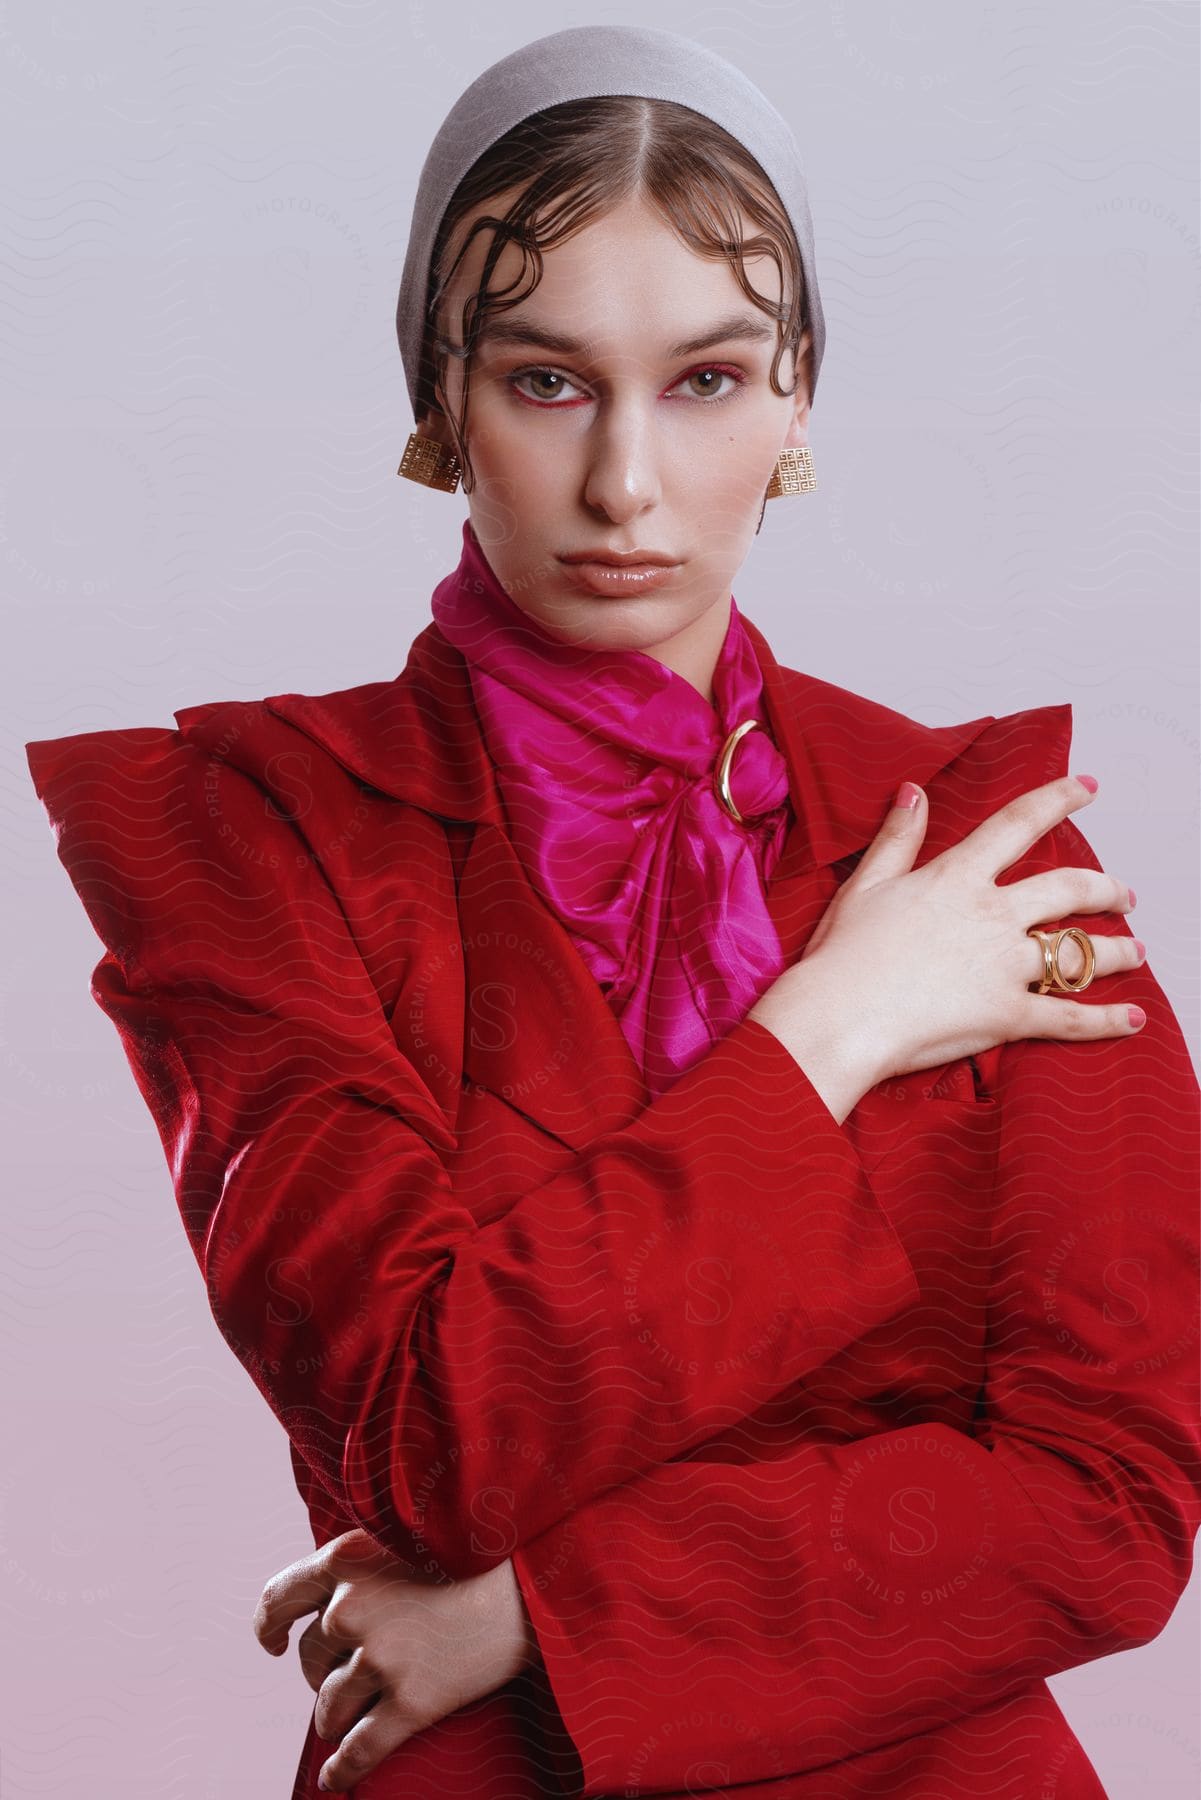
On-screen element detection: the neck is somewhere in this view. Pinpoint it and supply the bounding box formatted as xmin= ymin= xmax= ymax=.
xmin=643 ymin=594 xmax=733 ymax=710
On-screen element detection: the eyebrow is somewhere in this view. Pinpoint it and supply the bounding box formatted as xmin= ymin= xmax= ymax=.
xmin=467 ymin=312 xmax=777 ymax=361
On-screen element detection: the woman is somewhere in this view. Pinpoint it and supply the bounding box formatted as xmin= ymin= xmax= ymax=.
xmin=24 ymin=24 xmax=1199 ymax=1800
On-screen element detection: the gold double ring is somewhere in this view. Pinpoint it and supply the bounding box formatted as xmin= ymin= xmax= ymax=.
xmin=1026 ymin=926 xmax=1097 ymax=995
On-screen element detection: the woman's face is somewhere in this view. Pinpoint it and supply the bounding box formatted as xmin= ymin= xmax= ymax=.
xmin=421 ymin=189 xmax=812 ymax=702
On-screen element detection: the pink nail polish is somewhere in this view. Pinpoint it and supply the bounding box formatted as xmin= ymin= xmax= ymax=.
xmin=1133 ymin=939 xmax=1146 ymax=961
xmin=1127 ymin=1006 xmax=1146 ymax=1030
xmin=895 ymin=781 xmax=921 ymax=810
xmin=1127 ymin=886 xmax=1137 ymax=908
xmin=1073 ymin=773 xmax=1098 ymax=793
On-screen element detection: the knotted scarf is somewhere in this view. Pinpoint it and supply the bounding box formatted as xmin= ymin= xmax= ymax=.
xmin=431 ymin=519 xmax=793 ymax=1097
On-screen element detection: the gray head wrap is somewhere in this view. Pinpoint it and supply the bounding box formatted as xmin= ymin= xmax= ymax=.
xmin=395 ymin=23 xmax=825 ymax=425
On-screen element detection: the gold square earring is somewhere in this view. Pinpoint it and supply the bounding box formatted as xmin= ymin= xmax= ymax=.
xmin=397 ymin=431 xmax=462 ymax=493
xmin=764 ymin=445 xmax=816 ymax=499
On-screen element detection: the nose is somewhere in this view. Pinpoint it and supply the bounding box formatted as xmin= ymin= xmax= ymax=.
xmin=580 ymin=394 xmax=662 ymax=524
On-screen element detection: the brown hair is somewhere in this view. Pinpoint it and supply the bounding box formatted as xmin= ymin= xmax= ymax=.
xmin=418 ymin=96 xmax=809 ymax=492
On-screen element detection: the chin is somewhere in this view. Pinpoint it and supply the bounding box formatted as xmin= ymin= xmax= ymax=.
xmin=523 ymin=593 xmax=656 ymax=636
xmin=562 ymin=607 xmax=683 ymax=652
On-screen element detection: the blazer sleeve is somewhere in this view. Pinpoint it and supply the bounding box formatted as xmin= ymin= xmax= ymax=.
xmin=24 ymin=723 xmax=919 ymax=1583
xmin=508 ymin=809 xmax=1201 ymax=1798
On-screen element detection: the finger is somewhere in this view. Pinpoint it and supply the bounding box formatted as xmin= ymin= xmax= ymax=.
xmin=323 ymin=1528 xmax=412 ymax=1580
xmin=1012 ymin=866 xmax=1135 ymax=928
xmin=252 ymin=1557 xmax=334 ymax=1655
xmin=952 ymin=774 xmax=1099 ymax=883
xmin=297 ymin=1616 xmax=352 ymax=1696
xmin=849 ymin=780 xmax=927 ymax=883
xmin=316 ymin=1696 xmax=417 ymax=1793
xmin=1015 ymin=992 xmax=1147 ymax=1043
xmin=313 ymin=1648 xmax=384 ymax=1744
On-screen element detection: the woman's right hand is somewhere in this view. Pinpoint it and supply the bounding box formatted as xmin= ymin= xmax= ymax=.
xmin=748 ymin=774 xmax=1144 ymax=1120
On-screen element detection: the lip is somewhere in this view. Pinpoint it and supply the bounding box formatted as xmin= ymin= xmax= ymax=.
xmin=559 ymin=558 xmax=680 ymax=596
xmin=559 ymin=549 xmax=678 ymax=567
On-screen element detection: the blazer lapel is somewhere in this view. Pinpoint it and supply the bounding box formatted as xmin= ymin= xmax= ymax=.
xmin=248 ymin=626 xmax=653 ymax=1149
xmin=453 ymin=820 xmax=652 ymax=1147
xmin=743 ymin=615 xmax=996 ymax=878
xmin=227 ymin=613 xmax=998 ymax=1151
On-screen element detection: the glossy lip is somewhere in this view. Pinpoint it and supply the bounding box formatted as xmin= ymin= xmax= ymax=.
xmin=558 ymin=548 xmax=679 ymax=567
xmin=560 ymin=561 xmax=679 ymax=597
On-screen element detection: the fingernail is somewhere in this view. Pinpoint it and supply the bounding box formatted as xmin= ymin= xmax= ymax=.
xmin=1127 ymin=886 xmax=1137 ymax=908
xmin=1127 ymin=1005 xmax=1146 ymax=1030
xmin=1073 ymin=773 xmax=1098 ymax=793
xmin=1133 ymin=939 xmax=1146 ymax=961
xmin=318 ymin=1775 xmax=331 ymax=1793
xmin=895 ymin=781 xmax=921 ymax=810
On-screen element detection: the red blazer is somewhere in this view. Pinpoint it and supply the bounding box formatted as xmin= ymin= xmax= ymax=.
xmin=25 ymin=614 xmax=1200 ymax=1800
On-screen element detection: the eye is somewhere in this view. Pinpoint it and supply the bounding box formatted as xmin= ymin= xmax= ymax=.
xmin=671 ymin=365 xmax=745 ymax=403
xmin=508 ymin=368 xmax=586 ymax=405
xmin=506 ymin=362 xmax=748 ymax=408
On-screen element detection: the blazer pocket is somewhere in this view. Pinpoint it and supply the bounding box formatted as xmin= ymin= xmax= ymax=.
xmin=848 ymin=1070 xmax=1002 ymax=1373
xmin=849 ymin=1059 xmax=1000 ymax=1180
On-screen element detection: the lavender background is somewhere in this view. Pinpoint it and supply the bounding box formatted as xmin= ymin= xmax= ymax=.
xmin=4 ymin=3 xmax=1198 ymax=1795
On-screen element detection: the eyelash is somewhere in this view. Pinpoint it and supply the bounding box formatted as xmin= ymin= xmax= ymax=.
xmin=505 ymin=362 xmax=747 ymax=409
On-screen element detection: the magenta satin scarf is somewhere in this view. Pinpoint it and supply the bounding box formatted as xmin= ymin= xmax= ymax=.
xmin=431 ymin=520 xmax=793 ymax=1097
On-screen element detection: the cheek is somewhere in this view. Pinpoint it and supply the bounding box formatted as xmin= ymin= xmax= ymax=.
xmin=463 ymin=440 xmax=561 ymax=535
xmin=469 ymin=413 xmax=570 ymax=496
xmin=682 ymin=454 xmax=769 ymax=527
xmin=688 ymin=414 xmax=782 ymax=493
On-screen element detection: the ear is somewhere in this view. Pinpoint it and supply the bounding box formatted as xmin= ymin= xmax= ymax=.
xmin=781 ymin=326 xmax=813 ymax=449
xmin=415 ymin=405 xmax=457 ymax=448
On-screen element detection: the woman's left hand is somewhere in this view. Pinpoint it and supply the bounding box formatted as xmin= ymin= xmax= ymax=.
xmin=251 ymin=1528 xmax=538 ymax=1793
